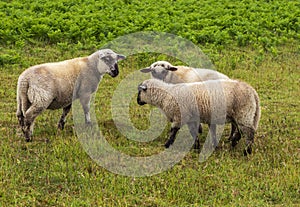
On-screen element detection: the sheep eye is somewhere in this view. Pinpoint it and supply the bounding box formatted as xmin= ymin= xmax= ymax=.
xmin=101 ymin=56 xmax=115 ymax=65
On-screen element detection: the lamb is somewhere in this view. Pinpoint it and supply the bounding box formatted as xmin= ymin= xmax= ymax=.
xmin=137 ymin=79 xmax=260 ymax=155
xmin=16 ymin=49 xmax=126 ymax=141
xmin=140 ymin=60 xmax=235 ymax=140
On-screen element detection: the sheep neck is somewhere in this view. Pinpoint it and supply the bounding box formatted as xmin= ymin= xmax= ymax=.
xmin=87 ymin=57 xmax=103 ymax=82
xmin=148 ymin=86 xmax=176 ymax=109
xmin=166 ymin=72 xmax=184 ymax=84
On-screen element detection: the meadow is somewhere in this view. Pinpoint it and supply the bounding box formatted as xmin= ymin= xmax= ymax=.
xmin=0 ymin=0 xmax=299 ymax=206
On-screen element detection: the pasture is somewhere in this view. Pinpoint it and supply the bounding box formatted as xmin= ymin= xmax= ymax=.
xmin=0 ymin=0 xmax=299 ymax=206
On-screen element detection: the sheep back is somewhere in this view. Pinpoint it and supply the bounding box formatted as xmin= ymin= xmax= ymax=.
xmin=164 ymin=66 xmax=229 ymax=84
xmin=17 ymin=57 xmax=91 ymax=110
xmin=139 ymin=79 xmax=260 ymax=130
xmin=192 ymin=80 xmax=260 ymax=130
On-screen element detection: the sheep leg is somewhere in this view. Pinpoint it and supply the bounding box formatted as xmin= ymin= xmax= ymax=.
xmin=209 ymin=124 xmax=218 ymax=148
xmin=198 ymin=124 xmax=203 ymax=134
xmin=164 ymin=126 xmax=180 ymax=148
xmin=17 ymin=110 xmax=27 ymax=137
xmin=231 ymin=122 xmax=241 ymax=147
xmin=58 ymin=104 xmax=72 ymax=130
xmin=17 ymin=108 xmax=25 ymax=129
xmin=17 ymin=96 xmax=30 ymax=131
xmin=231 ymin=131 xmax=241 ymax=148
xmin=23 ymin=105 xmax=46 ymax=141
xmin=240 ymin=126 xmax=255 ymax=156
xmin=187 ymin=122 xmax=200 ymax=149
xmin=228 ymin=123 xmax=237 ymax=141
xmin=17 ymin=114 xmax=25 ymax=128
xmin=16 ymin=99 xmax=24 ymax=128
xmin=79 ymin=94 xmax=92 ymax=125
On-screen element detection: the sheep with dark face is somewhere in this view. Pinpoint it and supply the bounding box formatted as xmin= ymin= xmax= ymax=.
xmin=137 ymin=79 xmax=260 ymax=156
xmin=16 ymin=49 xmax=126 ymax=141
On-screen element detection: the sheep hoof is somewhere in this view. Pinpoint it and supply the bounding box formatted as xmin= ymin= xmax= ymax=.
xmin=231 ymin=140 xmax=239 ymax=147
xmin=193 ymin=141 xmax=200 ymax=149
xmin=84 ymin=121 xmax=94 ymax=130
xmin=85 ymin=121 xmax=92 ymax=126
xmin=193 ymin=144 xmax=200 ymax=150
xmin=164 ymin=141 xmax=172 ymax=148
xmin=212 ymin=140 xmax=218 ymax=149
xmin=58 ymin=121 xmax=65 ymax=130
xmin=24 ymin=131 xmax=32 ymax=142
xmin=243 ymin=146 xmax=252 ymax=156
xmin=25 ymin=137 xmax=32 ymax=142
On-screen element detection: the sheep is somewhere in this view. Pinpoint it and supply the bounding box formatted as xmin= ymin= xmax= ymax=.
xmin=140 ymin=60 xmax=236 ymax=141
xmin=140 ymin=61 xmax=229 ymax=83
xmin=137 ymin=79 xmax=260 ymax=155
xmin=16 ymin=49 xmax=126 ymax=141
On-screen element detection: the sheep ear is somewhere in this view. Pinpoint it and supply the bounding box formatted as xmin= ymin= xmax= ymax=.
xmin=167 ymin=66 xmax=178 ymax=71
xmin=117 ymin=54 xmax=126 ymax=61
xmin=140 ymin=68 xmax=151 ymax=73
xmin=138 ymin=84 xmax=147 ymax=91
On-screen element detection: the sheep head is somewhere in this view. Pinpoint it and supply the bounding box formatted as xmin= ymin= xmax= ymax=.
xmin=140 ymin=61 xmax=178 ymax=80
xmin=137 ymin=83 xmax=148 ymax=105
xmin=137 ymin=79 xmax=169 ymax=106
xmin=97 ymin=49 xmax=126 ymax=77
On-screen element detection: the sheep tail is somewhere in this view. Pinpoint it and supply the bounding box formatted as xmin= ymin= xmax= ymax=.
xmin=16 ymin=78 xmax=30 ymax=117
xmin=253 ymin=91 xmax=261 ymax=130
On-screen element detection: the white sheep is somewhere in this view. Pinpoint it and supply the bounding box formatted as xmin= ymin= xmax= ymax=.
xmin=140 ymin=60 xmax=235 ymax=140
xmin=140 ymin=60 xmax=229 ymax=83
xmin=137 ymin=79 xmax=260 ymax=155
xmin=16 ymin=49 xmax=126 ymax=141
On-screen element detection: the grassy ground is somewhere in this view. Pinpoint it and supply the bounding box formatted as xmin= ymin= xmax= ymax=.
xmin=0 ymin=42 xmax=299 ymax=206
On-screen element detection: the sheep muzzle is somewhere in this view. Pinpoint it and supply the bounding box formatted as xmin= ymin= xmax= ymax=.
xmin=137 ymin=90 xmax=146 ymax=105
xmin=109 ymin=63 xmax=119 ymax=77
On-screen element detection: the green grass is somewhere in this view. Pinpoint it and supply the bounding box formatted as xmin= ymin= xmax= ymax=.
xmin=1 ymin=0 xmax=300 ymax=206
xmin=0 ymin=43 xmax=299 ymax=206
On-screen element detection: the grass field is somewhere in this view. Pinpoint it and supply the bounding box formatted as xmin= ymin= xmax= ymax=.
xmin=1 ymin=0 xmax=299 ymax=206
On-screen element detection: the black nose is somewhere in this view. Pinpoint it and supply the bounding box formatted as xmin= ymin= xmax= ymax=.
xmin=110 ymin=63 xmax=119 ymax=77
xmin=137 ymin=91 xmax=146 ymax=105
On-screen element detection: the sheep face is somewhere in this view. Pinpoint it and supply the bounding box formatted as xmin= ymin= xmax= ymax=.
xmin=137 ymin=83 xmax=148 ymax=105
xmin=150 ymin=67 xmax=169 ymax=80
xmin=137 ymin=79 xmax=167 ymax=106
xmin=140 ymin=60 xmax=177 ymax=80
xmin=150 ymin=61 xmax=178 ymax=71
xmin=98 ymin=49 xmax=126 ymax=77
